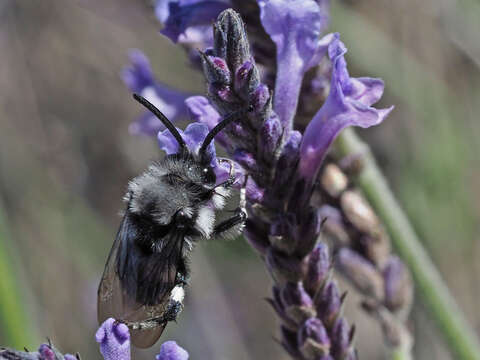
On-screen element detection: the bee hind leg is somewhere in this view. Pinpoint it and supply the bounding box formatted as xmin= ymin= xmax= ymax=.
xmin=120 ymin=285 xmax=185 ymax=330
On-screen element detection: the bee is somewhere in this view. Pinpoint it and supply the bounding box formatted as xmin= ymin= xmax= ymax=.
xmin=97 ymin=94 xmax=248 ymax=348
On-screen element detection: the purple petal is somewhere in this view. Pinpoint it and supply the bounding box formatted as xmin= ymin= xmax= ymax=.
xmin=184 ymin=122 xmax=216 ymax=160
xmin=299 ymin=38 xmax=393 ymax=180
xmin=185 ymin=96 xmax=221 ymax=130
xmin=186 ymin=96 xmax=232 ymax=147
xmin=159 ymin=1 xmax=229 ymax=43
xmin=156 ymin=341 xmax=189 ymax=360
xmin=95 ymin=318 xmax=130 ymax=360
xmin=122 ymin=49 xmax=155 ymax=93
xmin=258 ymin=0 xmax=335 ymax=128
xmin=122 ymin=50 xmax=190 ymax=136
xmin=158 ymin=122 xmax=218 ymax=167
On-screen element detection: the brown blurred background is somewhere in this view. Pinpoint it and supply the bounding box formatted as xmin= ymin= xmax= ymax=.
xmin=1 ymin=0 xmax=479 ymax=359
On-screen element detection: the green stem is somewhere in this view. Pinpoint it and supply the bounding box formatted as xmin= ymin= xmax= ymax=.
xmin=0 ymin=201 xmax=37 ymax=348
xmin=336 ymin=128 xmax=480 ymax=360
xmin=391 ymin=348 xmax=413 ymax=360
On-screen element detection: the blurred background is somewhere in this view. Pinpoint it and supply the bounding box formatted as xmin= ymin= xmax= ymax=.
xmin=1 ymin=0 xmax=479 ymax=359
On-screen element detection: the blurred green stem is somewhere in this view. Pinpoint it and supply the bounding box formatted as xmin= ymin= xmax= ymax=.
xmin=391 ymin=348 xmax=412 ymax=360
xmin=0 ymin=201 xmax=36 ymax=347
xmin=336 ymin=128 xmax=480 ymax=360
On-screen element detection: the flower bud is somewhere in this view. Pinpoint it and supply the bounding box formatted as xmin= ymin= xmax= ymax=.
xmin=259 ymin=115 xmax=282 ymax=160
xmin=340 ymin=191 xmax=380 ymax=236
xmin=244 ymin=217 xmax=270 ymax=255
xmin=360 ymin=234 xmax=391 ymax=269
xmin=383 ymin=256 xmax=413 ymax=313
xmin=200 ymin=54 xmax=231 ymax=85
xmin=298 ymin=318 xmax=331 ymax=359
xmin=320 ymin=164 xmax=348 ymax=198
xmin=318 ymin=205 xmax=351 ymax=248
xmin=273 ymin=131 xmax=301 ymax=194
xmin=281 ymin=282 xmax=316 ymax=323
xmin=336 ymin=248 xmax=384 ymax=301
xmin=38 ymin=344 xmax=56 ymax=360
xmin=281 ymin=326 xmax=302 ymax=358
xmin=214 ymin=10 xmax=251 ymax=72
xmin=234 ymin=60 xmax=261 ymax=99
xmin=156 ymin=341 xmax=189 ymax=360
xmin=316 ymin=281 xmax=342 ymax=328
xmin=331 ymin=318 xmax=355 ymax=359
xmin=267 ymin=285 xmax=298 ymax=330
xmin=267 ymin=247 xmax=306 ymax=283
xmin=295 ymin=207 xmax=322 ymax=258
xmin=250 ymin=84 xmax=271 ymax=114
xmin=270 ymin=213 xmax=297 ymax=254
xmin=95 ymin=318 xmax=131 ymax=360
xmin=208 ymin=83 xmax=237 ymax=105
xmin=305 ymin=242 xmax=331 ymax=295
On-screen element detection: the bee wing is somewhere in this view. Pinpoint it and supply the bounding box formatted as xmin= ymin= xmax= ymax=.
xmin=97 ymin=212 xmax=184 ymax=348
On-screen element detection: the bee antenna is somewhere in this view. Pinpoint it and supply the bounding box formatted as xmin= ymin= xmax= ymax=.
xmin=133 ymin=93 xmax=187 ymax=150
xmin=199 ymin=106 xmax=251 ymax=158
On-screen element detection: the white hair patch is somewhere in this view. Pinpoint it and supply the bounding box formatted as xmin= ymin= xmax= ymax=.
xmin=170 ymin=285 xmax=185 ymax=303
xmin=212 ymin=187 xmax=230 ymax=209
xmin=195 ymin=206 xmax=215 ymax=238
xmin=212 ymin=194 xmax=226 ymax=209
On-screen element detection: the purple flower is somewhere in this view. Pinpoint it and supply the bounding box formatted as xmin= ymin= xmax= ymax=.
xmin=258 ymin=0 xmax=335 ymax=129
xmin=158 ymin=122 xmax=216 ymax=160
xmin=184 ymin=96 xmax=228 ymax=146
xmin=155 ymin=341 xmax=189 ymax=360
xmin=157 ymin=1 xmax=229 ymax=43
xmin=299 ymin=38 xmax=393 ymax=180
xmin=122 ymin=49 xmax=190 ymax=136
xmin=95 ymin=318 xmax=130 ymax=360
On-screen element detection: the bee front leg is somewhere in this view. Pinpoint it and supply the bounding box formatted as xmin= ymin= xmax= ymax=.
xmin=212 ymin=175 xmax=248 ymax=240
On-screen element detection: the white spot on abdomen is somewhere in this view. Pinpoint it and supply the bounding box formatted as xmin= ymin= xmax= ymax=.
xmin=170 ymin=285 xmax=185 ymax=303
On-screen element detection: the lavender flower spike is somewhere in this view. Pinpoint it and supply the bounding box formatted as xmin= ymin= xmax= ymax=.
xmin=299 ymin=38 xmax=393 ymax=181
xmin=155 ymin=341 xmax=189 ymax=360
xmin=95 ymin=318 xmax=131 ymax=360
xmin=122 ymin=49 xmax=189 ymax=136
xmin=158 ymin=0 xmax=230 ymax=43
xmin=191 ymin=9 xmax=358 ymax=359
xmin=258 ymin=0 xmax=336 ymax=129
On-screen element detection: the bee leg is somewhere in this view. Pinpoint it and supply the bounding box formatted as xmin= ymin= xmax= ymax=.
xmin=217 ymin=158 xmax=237 ymax=187
xmin=119 ymin=286 xmax=185 ymax=330
xmin=212 ymin=175 xmax=248 ymax=240
xmin=119 ymin=279 xmax=186 ymax=330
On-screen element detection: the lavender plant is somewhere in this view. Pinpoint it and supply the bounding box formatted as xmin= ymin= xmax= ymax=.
xmin=192 ymin=8 xmax=382 ymax=359
xmin=121 ymin=1 xmax=402 ymax=358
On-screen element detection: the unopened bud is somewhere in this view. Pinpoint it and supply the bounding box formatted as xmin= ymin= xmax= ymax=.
xmin=321 ymin=164 xmax=348 ymax=198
